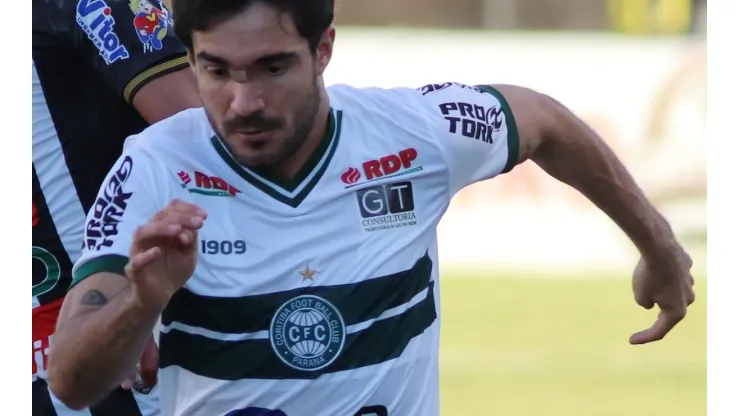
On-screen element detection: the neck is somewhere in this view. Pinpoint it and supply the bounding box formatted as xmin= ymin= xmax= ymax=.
xmin=270 ymin=89 xmax=331 ymax=180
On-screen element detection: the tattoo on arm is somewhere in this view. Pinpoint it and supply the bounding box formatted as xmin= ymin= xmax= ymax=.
xmin=80 ymin=290 xmax=109 ymax=307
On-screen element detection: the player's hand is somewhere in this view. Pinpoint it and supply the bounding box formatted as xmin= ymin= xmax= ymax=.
xmin=629 ymin=249 xmax=695 ymax=345
xmin=125 ymin=199 xmax=207 ymax=311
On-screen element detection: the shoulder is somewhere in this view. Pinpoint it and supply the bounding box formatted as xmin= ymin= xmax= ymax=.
xmin=326 ymin=82 xmax=511 ymax=146
xmin=328 ymin=83 xmax=438 ymax=112
xmin=97 ymin=109 xmax=209 ymax=210
xmin=326 ymin=82 xmax=505 ymax=124
xmin=119 ymin=107 xmax=222 ymax=201
xmin=326 ymin=84 xmax=440 ymax=147
xmin=329 ymin=81 xmax=498 ymax=104
xmin=123 ymin=107 xmax=212 ymax=157
xmin=324 ymin=86 xmax=435 ymax=168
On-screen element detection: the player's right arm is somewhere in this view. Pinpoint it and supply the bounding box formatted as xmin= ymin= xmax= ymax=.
xmin=48 ymin=272 xmax=160 ymax=410
xmin=46 ymin=145 xmax=202 ymax=410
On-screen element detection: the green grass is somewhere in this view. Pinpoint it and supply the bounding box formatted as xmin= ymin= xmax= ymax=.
xmin=439 ymin=276 xmax=706 ymax=416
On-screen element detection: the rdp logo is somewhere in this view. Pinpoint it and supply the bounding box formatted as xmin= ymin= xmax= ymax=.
xmin=341 ymin=148 xmax=421 ymax=188
xmin=179 ymin=170 xmax=241 ymax=197
xmin=356 ymin=181 xmax=414 ymax=218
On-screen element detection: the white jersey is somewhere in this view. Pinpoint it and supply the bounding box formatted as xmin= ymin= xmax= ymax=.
xmin=72 ymin=82 xmax=518 ymax=416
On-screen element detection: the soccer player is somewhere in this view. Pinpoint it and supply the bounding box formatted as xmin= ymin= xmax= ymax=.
xmin=47 ymin=1 xmax=696 ymax=415
xmin=33 ymin=0 xmax=200 ymax=414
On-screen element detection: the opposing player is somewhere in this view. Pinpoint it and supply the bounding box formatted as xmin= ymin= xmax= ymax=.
xmin=47 ymin=1 xmax=696 ymax=415
xmin=33 ymin=0 xmax=200 ymax=414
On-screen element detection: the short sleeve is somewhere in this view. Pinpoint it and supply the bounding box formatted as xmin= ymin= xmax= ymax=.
xmin=74 ymin=0 xmax=189 ymax=102
xmin=71 ymin=145 xmax=160 ymax=288
xmin=414 ymin=83 xmax=520 ymax=196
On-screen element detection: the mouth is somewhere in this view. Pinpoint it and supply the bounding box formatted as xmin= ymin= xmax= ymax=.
xmin=233 ymin=129 xmax=274 ymax=141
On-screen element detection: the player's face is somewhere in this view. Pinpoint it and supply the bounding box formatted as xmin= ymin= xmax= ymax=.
xmin=191 ymin=3 xmax=333 ymax=168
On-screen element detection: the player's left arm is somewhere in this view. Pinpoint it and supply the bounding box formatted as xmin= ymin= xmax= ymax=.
xmin=487 ymin=84 xmax=684 ymax=261
xmin=482 ymin=84 xmax=696 ymax=344
xmin=416 ymin=82 xmax=692 ymax=341
xmin=417 ymin=84 xmax=694 ymax=344
xmin=74 ymin=0 xmax=199 ymax=123
xmin=416 ymin=82 xmax=686 ymax=262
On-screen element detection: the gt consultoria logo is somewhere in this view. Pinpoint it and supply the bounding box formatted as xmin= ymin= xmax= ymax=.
xmin=270 ymin=294 xmax=346 ymax=371
xmin=355 ymin=181 xmax=417 ymax=233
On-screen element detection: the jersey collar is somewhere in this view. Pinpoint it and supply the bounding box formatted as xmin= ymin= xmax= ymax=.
xmin=210 ymin=108 xmax=342 ymax=208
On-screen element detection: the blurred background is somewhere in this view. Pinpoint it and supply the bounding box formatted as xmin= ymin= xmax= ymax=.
xmin=325 ymin=1 xmax=707 ymax=415
xmin=169 ymin=0 xmax=707 ymax=414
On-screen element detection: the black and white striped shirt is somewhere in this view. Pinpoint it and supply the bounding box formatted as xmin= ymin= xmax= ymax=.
xmin=32 ymin=0 xmax=188 ymax=414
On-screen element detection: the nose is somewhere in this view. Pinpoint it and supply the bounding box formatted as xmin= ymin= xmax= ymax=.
xmin=229 ymin=80 xmax=267 ymax=116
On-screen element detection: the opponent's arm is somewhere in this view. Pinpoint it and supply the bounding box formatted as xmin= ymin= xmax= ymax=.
xmin=47 ymin=273 xmax=160 ymax=410
xmin=75 ymin=0 xmax=200 ymax=123
xmin=494 ymin=84 xmax=683 ymax=260
xmin=131 ymin=67 xmax=200 ymax=124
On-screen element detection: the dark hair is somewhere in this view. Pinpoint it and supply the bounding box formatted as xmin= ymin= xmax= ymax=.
xmin=172 ymin=0 xmax=334 ymax=52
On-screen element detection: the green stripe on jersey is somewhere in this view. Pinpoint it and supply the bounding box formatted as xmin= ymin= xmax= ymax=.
xmin=70 ymin=254 xmax=129 ymax=289
xmin=211 ymin=109 xmax=342 ymax=208
xmin=159 ymin=252 xmax=436 ymax=380
xmin=161 ymin=252 xmax=433 ymax=332
xmin=159 ymin=281 xmax=436 ymax=380
xmin=474 ymin=85 xmax=520 ymax=173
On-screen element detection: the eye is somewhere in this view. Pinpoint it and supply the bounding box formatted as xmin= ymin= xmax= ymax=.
xmin=266 ymin=64 xmax=287 ymax=76
xmin=205 ymin=66 xmax=228 ymax=79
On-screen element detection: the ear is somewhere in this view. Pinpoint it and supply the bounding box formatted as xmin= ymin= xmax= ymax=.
xmin=316 ymin=25 xmax=335 ymax=75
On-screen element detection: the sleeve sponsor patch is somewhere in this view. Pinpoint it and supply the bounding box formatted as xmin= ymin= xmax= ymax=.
xmin=437 ymin=100 xmax=504 ymax=145
xmin=76 ymin=0 xmax=175 ymax=65
xmin=76 ymin=0 xmax=131 ymax=65
xmin=129 ymin=0 xmax=174 ymax=53
xmin=85 ymin=155 xmax=135 ymax=250
xmin=416 ymin=82 xmax=480 ymax=96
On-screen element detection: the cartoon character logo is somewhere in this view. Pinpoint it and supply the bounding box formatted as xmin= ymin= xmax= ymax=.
xmin=129 ymin=0 xmax=172 ymax=52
